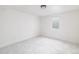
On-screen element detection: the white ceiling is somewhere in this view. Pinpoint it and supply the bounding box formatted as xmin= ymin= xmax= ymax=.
xmin=1 ymin=5 xmax=79 ymax=16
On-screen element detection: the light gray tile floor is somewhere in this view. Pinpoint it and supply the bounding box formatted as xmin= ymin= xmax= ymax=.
xmin=0 ymin=36 xmax=79 ymax=54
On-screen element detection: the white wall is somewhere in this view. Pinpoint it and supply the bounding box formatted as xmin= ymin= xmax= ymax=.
xmin=40 ymin=10 xmax=79 ymax=44
xmin=0 ymin=7 xmax=40 ymax=48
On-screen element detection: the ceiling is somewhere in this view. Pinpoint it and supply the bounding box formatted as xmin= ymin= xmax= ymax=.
xmin=1 ymin=5 xmax=79 ymax=16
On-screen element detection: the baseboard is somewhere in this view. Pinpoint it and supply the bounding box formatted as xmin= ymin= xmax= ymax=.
xmin=1 ymin=35 xmax=79 ymax=49
xmin=42 ymin=35 xmax=79 ymax=46
xmin=0 ymin=35 xmax=39 ymax=49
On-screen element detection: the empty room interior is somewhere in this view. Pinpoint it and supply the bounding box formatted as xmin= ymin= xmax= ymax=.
xmin=0 ymin=5 xmax=79 ymax=54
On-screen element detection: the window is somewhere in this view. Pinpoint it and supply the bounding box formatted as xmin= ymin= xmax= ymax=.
xmin=52 ymin=16 xmax=59 ymax=29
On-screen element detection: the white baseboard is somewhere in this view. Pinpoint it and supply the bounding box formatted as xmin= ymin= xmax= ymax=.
xmin=42 ymin=35 xmax=79 ymax=46
xmin=0 ymin=35 xmax=39 ymax=49
xmin=1 ymin=35 xmax=79 ymax=49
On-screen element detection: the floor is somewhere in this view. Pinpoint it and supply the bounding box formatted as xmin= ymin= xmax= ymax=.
xmin=0 ymin=36 xmax=79 ymax=54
